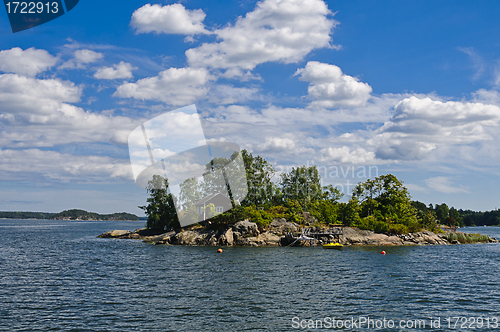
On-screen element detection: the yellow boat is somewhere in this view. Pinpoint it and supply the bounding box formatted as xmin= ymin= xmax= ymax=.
xmin=323 ymin=242 xmax=343 ymax=249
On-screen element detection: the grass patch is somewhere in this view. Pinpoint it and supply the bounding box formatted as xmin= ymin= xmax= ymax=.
xmin=446 ymin=232 xmax=490 ymax=244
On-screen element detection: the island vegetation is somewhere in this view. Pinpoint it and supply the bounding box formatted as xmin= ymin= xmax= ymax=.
xmin=140 ymin=150 xmax=500 ymax=234
xmin=0 ymin=211 xmax=57 ymax=219
xmin=52 ymin=209 xmax=140 ymax=221
xmin=0 ymin=209 xmax=140 ymax=221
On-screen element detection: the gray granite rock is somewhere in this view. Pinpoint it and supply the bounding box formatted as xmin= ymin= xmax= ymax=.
xmin=233 ymin=219 xmax=259 ymax=237
xmin=269 ymin=218 xmax=298 ymax=235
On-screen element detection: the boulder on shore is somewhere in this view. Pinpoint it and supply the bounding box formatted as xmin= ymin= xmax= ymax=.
xmin=173 ymin=230 xmax=203 ymax=245
xmin=98 ymin=230 xmax=131 ymax=238
xmin=399 ymin=231 xmax=448 ymax=245
xmin=232 ymin=219 xmax=259 ymax=237
xmin=219 ymin=228 xmax=234 ymax=246
xmin=236 ymin=232 xmax=281 ymax=246
xmin=269 ymin=218 xmax=298 ymax=235
xmin=342 ymin=227 xmax=450 ymax=246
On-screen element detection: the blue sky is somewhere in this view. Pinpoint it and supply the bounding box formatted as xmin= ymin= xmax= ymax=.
xmin=1 ymin=0 xmax=500 ymax=215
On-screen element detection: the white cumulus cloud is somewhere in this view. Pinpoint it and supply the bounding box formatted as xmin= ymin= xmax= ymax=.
xmin=59 ymin=49 xmax=104 ymax=69
xmin=0 ymin=74 xmax=81 ymax=111
xmin=295 ymin=61 xmax=373 ymax=108
xmin=0 ymin=74 xmax=138 ymax=147
xmin=0 ymin=149 xmax=132 ymax=182
xmin=372 ymin=96 xmax=500 ymax=161
xmin=131 ymin=3 xmax=209 ymax=35
xmin=259 ymin=137 xmax=296 ymax=152
xmin=320 ymin=146 xmax=375 ymax=164
xmin=114 ymin=67 xmax=211 ymax=105
xmin=94 ymin=61 xmax=137 ymax=80
xmin=257 ymin=136 xmax=315 ymax=157
xmin=186 ymin=0 xmax=336 ymax=77
xmin=0 ymin=47 xmax=57 ymax=76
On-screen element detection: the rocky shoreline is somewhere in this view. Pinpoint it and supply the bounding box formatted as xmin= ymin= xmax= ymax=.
xmin=98 ymin=219 xmax=499 ymax=247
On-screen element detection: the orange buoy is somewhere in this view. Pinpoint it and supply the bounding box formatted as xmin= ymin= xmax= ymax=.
xmin=381 ymin=251 xmax=386 ymax=255
xmin=217 ymin=248 xmax=223 ymax=253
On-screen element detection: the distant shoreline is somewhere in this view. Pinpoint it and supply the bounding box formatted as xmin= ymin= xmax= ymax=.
xmin=0 ymin=209 xmax=144 ymax=221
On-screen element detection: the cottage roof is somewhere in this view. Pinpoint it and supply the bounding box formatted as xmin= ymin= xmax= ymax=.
xmin=195 ymin=192 xmax=231 ymax=206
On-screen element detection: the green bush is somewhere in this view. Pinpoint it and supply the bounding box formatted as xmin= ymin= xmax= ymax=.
xmin=355 ymin=216 xmax=389 ymax=233
xmin=407 ymin=220 xmax=422 ymax=233
xmin=282 ymin=200 xmax=303 ymax=223
xmin=387 ymin=223 xmax=409 ymax=235
xmin=243 ymin=207 xmax=274 ymax=228
xmin=208 ymin=204 xmax=294 ymax=230
xmin=308 ymin=201 xmax=340 ymax=224
xmin=354 ymin=215 xmax=415 ymax=235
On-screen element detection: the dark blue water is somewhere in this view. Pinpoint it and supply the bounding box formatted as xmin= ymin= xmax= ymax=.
xmin=1 ymin=220 xmax=499 ymax=331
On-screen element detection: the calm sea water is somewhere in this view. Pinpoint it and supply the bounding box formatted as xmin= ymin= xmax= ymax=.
xmin=1 ymin=220 xmax=499 ymax=331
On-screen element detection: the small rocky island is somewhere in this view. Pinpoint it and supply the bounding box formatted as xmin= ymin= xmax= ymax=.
xmin=99 ymin=219 xmax=499 ymax=247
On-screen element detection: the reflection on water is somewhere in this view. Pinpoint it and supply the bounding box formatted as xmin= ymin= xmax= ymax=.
xmin=1 ymin=220 xmax=499 ymax=331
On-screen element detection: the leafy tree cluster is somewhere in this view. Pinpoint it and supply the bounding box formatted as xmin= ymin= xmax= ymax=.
xmin=347 ymin=174 xmax=421 ymax=234
xmin=208 ymin=172 xmax=423 ymax=234
xmin=205 ymin=153 xmax=346 ymax=229
xmin=139 ymin=176 xmax=179 ymax=231
xmin=411 ymin=202 xmax=464 ymax=228
xmin=141 ymin=150 xmax=494 ymax=234
xmin=141 ymin=150 xmax=343 ymax=231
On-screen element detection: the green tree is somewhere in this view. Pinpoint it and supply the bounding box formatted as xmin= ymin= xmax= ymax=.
xmin=201 ymin=151 xmax=249 ymax=206
xmin=202 ymin=157 xmax=232 ymax=198
xmin=435 ymin=203 xmax=449 ymax=224
xmin=280 ymin=165 xmax=323 ymax=209
xmin=179 ymin=177 xmax=203 ymax=210
xmin=241 ymin=149 xmax=278 ymax=207
xmin=139 ymin=175 xmax=179 ymax=231
xmin=411 ymin=201 xmax=429 ymax=213
xmin=308 ymin=184 xmax=343 ymax=224
xmin=309 ymin=200 xmax=340 ymax=224
xmin=352 ymin=174 xmax=419 ymax=230
xmin=375 ymin=174 xmax=414 ymax=217
xmin=417 ymin=208 xmax=438 ymax=231
xmin=353 ymin=178 xmax=379 ymax=217
xmin=425 ymin=210 xmax=439 ymax=231
xmin=339 ymin=197 xmax=361 ymax=226
xmin=322 ymin=184 xmax=344 ymax=203
xmin=223 ymin=151 xmax=249 ymax=204
xmin=449 ymin=207 xmax=463 ymax=227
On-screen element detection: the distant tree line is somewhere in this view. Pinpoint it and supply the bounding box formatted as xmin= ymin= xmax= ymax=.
xmin=459 ymin=209 xmax=500 ymax=226
xmin=411 ymin=202 xmax=500 ymax=227
xmin=0 ymin=211 xmax=57 ymax=219
xmin=0 ymin=209 xmax=140 ymax=221
xmin=411 ymin=202 xmax=463 ymax=228
xmin=52 ymin=209 xmax=140 ymax=221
